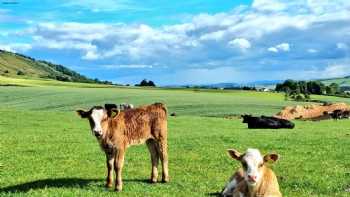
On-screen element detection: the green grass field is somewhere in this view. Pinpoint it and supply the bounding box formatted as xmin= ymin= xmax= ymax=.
xmin=1 ymin=83 xmax=350 ymax=196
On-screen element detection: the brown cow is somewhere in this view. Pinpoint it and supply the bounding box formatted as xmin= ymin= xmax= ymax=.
xmin=76 ymin=103 xmax=169 ymax=192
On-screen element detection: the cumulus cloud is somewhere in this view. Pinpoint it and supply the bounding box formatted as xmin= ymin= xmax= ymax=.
xmin=337 ymin=42 xmax=348 ymax=50
xmin=252 ymin=0 xmax=286 ymax=12
xmin=0 ymin=43 xmax=32 ymax=53
xmin=103 ymin=64 xmax=154 ymax=69
xmin=228 ymin=38 xmax=251 ymax=50
xmin=268 ymin=43 xmax=290 ymax=53
xmin=9 ymin=0 xmax=350 ymax=84
xmin=307 ymin=49 xmax=318 ymax=53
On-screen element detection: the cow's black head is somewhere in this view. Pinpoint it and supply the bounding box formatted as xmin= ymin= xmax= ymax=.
xmin=241 ymin=115 xmax=252 ymax=123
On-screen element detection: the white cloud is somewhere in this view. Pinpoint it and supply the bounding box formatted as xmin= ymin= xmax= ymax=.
xmin=103 ymin=64 xmax=154 ymax=69
xmin=229 ymin=38 xmax=251 ymax=50
xmin=82 ymin=50 xmax=100 ymax=60
xmin=11 ymin=0 xmax=350 ymax=84
xmin=0 ymin=43 xmax=32 ymax=53
xmin=268 ymin=43 xmax=290 ymax=53
xmin=268 ymin=47 xmax=278 ymax=53
xmin=252 ymin=0 xmax=287 ymax=12
xmin=276 ymin=43 xmax=290 ymax=51
xmin=322 ymin=64 xmax=349 ymax=78
xmin=337 ymin=42 xmax=348 ymax=50
xmin=0 ymin=44 xmax=13 ymax=52
xmin=307 ymin=48 xmax=317 ymax=53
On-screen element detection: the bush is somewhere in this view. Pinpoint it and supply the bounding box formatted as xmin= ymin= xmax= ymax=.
xmin=17 ymin=70 xmax=25 ymax=75
xmin=56 ymin=75 xmax=71 ymax=82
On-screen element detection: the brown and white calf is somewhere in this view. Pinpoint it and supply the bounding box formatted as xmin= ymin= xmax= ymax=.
xmin=76 ymin=103 xmax=169 ymax=191
xmin=222 ymin=148 xmax=282 ymax=197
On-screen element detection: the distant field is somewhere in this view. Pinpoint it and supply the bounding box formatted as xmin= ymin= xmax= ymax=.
xmin=0 ymin=76 xmax=114 ymax=88
xmin=1 ymin=81 xmax=350 ymax=196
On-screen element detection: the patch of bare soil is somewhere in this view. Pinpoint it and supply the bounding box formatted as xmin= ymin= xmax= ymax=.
xmin=274 ymin=103 xmax=350 ymax=120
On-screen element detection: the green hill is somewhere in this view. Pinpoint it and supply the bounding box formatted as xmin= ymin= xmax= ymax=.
xmin=0 ymin=49 xmax=105 ymax=84
xmin=320 ymin=76 xmax=350 ymax=87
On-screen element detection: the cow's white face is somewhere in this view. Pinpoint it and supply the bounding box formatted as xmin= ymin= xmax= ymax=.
xmin=90 ymin=108 xmax=106 ymax=137
xmin=76 ymin=106 xmax=108 ymax=138
xmin=240 ymin=149 xmax=264 ymax=186
xmin=227 ymin=148 xmax=279 ymax=187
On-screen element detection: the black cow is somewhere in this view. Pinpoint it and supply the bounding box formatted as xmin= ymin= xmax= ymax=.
xmin=329 ymin=110 xmax=350 ymax=120
xmin=342 ymin=110 xmax=350 ymax=119
xmin=241 ymin=115 xmax=295 ymax=129
xmin=330 ymin=110 xmax=343 ymax=120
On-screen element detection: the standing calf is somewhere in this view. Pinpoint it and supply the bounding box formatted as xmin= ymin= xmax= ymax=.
xmin=222 ymin=148 xmax=282 ymax=197
xmin=76 ymin=103 xmax=169 ymax=191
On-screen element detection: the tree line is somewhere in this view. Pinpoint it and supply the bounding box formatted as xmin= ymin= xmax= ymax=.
xmin=275 ymin=79 xmax=341 ymax=101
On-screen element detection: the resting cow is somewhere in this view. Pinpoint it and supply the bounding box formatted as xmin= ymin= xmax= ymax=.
xmin=329 ymin=110 xmax=350 ymax=120
xmin=76 ymin=103 xmax=169 ymax=192
xmin=222 ymin=148 xmax=282 ymax=197
xmin=241 ymin=115 xmax=294 ymax=129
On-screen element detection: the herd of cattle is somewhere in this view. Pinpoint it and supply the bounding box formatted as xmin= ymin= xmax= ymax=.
xmin=76 ymin=102 xmax=349 ymax=196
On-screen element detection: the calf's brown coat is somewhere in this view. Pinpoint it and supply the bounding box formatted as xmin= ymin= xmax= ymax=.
xmin=77 ymin=103 xmax=168 ymax=191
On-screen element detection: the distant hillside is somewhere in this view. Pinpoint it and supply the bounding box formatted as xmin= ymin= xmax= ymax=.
xmin=0 ymin=50 xmax=110 ymax=84
xmin=320 ymin=76 xmax=350 ymax=87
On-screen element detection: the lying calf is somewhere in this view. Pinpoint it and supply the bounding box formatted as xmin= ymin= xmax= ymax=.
xmin=222 ymin=148 xmax=282 ymax=197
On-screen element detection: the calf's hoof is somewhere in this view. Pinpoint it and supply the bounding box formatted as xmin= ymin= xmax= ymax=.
xmin=150 ymin=178 xmax=157 ymax=183
xmin=105 ymin=183 xmax=113 ymax=188
xmin=115 ymin=185 xmax=122 ymax=192
xmin=162 ymin=177 xmax=169 ymax=183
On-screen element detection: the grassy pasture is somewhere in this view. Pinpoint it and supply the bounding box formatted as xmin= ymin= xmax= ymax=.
xmin=0 ymin=76 xmax=114 ymax=88
xmin=1 ymin=84 xmax=350 ymax=196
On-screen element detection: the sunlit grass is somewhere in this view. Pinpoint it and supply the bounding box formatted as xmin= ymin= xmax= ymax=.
xmin=0 ymin=84 xmax=350 ymax=196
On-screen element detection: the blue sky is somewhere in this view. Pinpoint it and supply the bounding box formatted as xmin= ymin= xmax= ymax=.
xmin=0 ymin=0 xmax=349 ymax=85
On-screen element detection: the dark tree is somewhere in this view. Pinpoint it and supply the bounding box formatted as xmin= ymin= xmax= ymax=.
xmin=148 ymin=80 xmax=156 ymax=87
xmin=17 ymin=70 xmax=25 ymax=75
xmin=137 ymin=79 xmax=156 ymax=87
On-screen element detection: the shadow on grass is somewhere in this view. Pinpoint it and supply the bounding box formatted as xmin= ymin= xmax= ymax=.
xmin=0 ymin=178 xmax=100 ymax=193
xmin=0 ymin=178 xmax=156 ymax=193
xmin=123 ymin=178 xmax=152 ymax=184
xmin=207 ymin=192 xmax=222 ymax=196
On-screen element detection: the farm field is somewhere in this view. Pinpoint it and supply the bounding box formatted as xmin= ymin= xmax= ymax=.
xmin=1 ymin=84 xmax=350 ymax=196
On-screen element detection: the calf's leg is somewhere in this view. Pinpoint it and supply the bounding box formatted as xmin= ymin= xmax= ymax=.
xmin=105 ymin=153 xmax=115 ymax=188
xmin=221 ymin=169 xmax=244 ymax=196
xmin=146 ymin=139 xmax=159 ymax=183
xmin=114 ymin=148 xmax=125 ymax=191
xmin=158 ymin=140 xmax=169 ymax=182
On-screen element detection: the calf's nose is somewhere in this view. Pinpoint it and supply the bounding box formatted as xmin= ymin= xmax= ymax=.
xmin=248 ymin=175 xmax=257 ymax=182
xmin=94 ymin=130 xmax=102 ymax=137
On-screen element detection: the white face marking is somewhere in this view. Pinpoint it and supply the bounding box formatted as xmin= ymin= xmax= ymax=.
xmin=222 ymin=179 xmax=237 ymax=196
xmin=90 ymin=108 xmax=105 ymax=136
xmin=242 ymin=149 xmax=264 ymax=186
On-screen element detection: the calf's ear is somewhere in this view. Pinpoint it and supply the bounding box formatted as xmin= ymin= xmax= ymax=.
xmin=110 ymin=108 xmax=120 ymax=118
xmin=76 ymin=109 xmax=89 ymax=118
xmin=227 ymin=149 xmax=242 ymax=161
xmin=263 ymin=153 xmax=279 ymax=163
xmin=105 ymin=104 xmax=119 ymax=118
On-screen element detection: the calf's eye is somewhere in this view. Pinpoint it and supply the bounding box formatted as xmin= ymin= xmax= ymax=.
xmin=242 ymin=162 xmax=247 ymax=169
